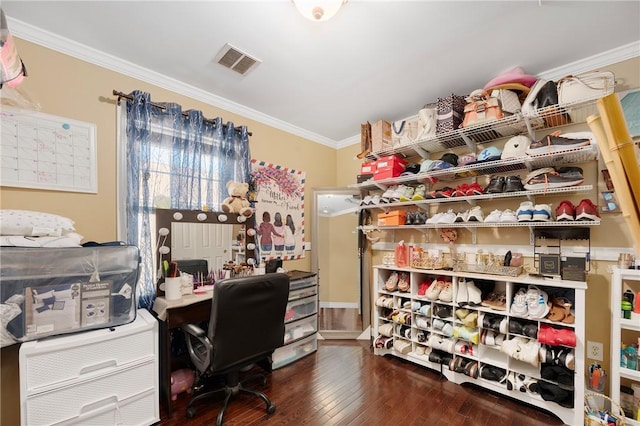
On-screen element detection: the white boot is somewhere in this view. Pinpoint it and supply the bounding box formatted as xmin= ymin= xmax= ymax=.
xmin=456 ymin=278 xmax=468 ymax=305
xmin=466 ymin=280 xmax=482 ymax=305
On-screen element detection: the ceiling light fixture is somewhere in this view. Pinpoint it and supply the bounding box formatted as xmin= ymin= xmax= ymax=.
xmin=293 ymin=0 xmax=347 ymax=22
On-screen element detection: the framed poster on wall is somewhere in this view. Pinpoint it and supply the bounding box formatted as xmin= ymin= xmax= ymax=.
xmin=251 ymin=159 xmax=305 ymax=261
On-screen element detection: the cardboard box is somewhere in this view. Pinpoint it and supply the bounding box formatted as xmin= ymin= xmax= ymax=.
xmin=377 ymin=210 xmax=407 ymax=226
xmin=371 ymin=120 xmax=392 ymax=153
xmin=357 ymin=174 xmax=373 ymax=183
xmin=360 ymin=161 xmax=377 ymax=175
xmin=373 ymin=155 xmax=407 ymax=181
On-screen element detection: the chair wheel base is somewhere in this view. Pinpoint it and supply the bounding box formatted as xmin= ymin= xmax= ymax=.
xmin=267 ymin=403 xmax=276 ymax=414
xmin=186 ymin=407 xmax=197 ymax=418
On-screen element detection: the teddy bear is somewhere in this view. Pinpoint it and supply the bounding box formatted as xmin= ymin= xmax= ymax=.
xmin=221 ymin=181 xmax=253 ymax=217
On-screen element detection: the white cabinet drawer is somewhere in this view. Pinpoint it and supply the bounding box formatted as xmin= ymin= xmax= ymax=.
xmin=20 ymin=310 xmax=157 ymax=393
xmin=23 ymin=361 xmax=157 ymax=426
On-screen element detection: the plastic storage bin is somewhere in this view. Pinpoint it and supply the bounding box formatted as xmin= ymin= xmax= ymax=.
xmin=1 ymin=246 xmax=140 ymax=347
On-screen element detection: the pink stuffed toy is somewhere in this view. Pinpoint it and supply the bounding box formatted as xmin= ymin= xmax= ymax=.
xmin=170 ymin=368 xmax=195 ymax=401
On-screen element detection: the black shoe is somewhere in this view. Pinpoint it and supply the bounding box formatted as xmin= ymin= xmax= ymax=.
xmin=504 ymin=176 xmax=524 ymax=192
xmin=509 ymin=319 xmax=523 ymax=335
xmin=522 ymin=323 xmax=538 ymax=338
xmin=405 ymin=211 xmax=414 ymax=225
xmin=484 ymin=176 xmax=505 ymax=194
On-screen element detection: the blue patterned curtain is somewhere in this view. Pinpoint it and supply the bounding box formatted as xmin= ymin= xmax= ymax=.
xmin=121 ymin=90 xmax=250 ymax=309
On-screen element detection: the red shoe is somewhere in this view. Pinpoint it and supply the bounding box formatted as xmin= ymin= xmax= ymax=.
xmin=466 ymin=182 xmax=484 ymax=196
xmin=575 ymin=199 xmax=600 ymax=221
xmin=539 ymin=324 xmax=576 ymax=347
xmin=556 ymin=200 xmax=576 ymax=221
xmin=435 ymin=187 xmax=455 ymax=198
xmin=453 ymin=183 xmax=470 ymax=197
xmin=417 ymin=281 xmax=431 ymax=297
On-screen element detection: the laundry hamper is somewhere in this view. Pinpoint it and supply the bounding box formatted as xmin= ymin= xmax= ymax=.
xmin=584 ymin=393 xmax=627 ymax=426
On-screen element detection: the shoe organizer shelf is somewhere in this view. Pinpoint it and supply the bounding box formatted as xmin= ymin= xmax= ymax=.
xmin=372 ymin=265 xmax=586 ymax=426
xmin=610 ymin=267 xmax=640 ymax=425
xmin=273 ymin=270 xmax=318 ymax=370
xmin=352 ymin=144 xmax=598 ymax=192
xmin=365 ymin=97 xmax=604 ymax=160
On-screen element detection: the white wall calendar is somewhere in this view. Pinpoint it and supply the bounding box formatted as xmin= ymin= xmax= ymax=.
xmin=1 ymin=106 xmax=97 ymax=193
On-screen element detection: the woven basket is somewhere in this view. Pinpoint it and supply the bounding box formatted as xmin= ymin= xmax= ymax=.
xmin=584 ymin=393 xmax=627 ymax=426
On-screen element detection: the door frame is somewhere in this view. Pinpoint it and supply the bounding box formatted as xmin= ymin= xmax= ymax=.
xmin=311 ymin=187 xmax=369 ymax=335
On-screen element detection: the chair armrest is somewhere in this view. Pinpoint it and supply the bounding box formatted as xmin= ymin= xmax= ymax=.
xmin=182 ymin=323 xmax=206 ymax=338
xmin=181 ymin=323 xmax=213 ymax=373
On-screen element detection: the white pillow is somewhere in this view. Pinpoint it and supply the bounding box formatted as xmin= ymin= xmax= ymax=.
xmin=0 ymin=210 xmax=75 ymax=236
xmin=0 ymin=236 xmax=82 ymax=248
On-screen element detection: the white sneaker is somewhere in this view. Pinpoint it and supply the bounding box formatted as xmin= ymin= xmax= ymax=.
xmin=510 ymin=288 xmax=528 ymax=316
xmin=532 ymin=204 xmax=553 ymax=221
xmin=380 ymin=185 xmax=398 ymax=203
xmin=398 ymin=186 xmax=415 ymax=202
xmin=484 ymin=209 xmax=502 ymax=223
xmin=517 ymin=201 xmax=534 ymax=221
xmin=526 ymin=285 xmax=550 ymax=319
xmin=437 ymin=209 xmax=457 ymax=224
xmin=438 ymin=281 xmax=453 ymax=302
xmin=391 ymin=185 xmax=408 ymax=202
xmin=427 ymin=212 xmax=443 ymax=224
xmin=467 ymin=206 xmax=484 ymax=222
xmin=500 ymin=209 xmax=518 ymax=222
xmin=455 ymin=210 xmax=469 ymax=223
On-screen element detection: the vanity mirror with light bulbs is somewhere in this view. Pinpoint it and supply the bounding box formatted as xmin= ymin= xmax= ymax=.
xmin=155 ymin=208 xmax=257 ymax=295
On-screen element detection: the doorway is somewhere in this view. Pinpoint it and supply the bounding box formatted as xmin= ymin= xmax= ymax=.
xmin=311 ymin=188 xmax=365 ymax=339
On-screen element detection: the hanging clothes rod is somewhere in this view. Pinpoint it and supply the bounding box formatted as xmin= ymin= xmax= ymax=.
xmin=112 ymin=90 xmax=252 ymax=136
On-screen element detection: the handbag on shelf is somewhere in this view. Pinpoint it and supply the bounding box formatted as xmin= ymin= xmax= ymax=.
xmin=461 ymin=90 xmax=504 ymax=128
xmin=436 ymin=94 xmax=466 ymax=134
xmin=557 ymin=70 xmax=615 ymax=105
xmin=392 ymin=117 xmax=418 ymax=147
xmin=490 ymin=89 xmax=522 ymax=115
xmin=522 ymin=79 xmax=571 ymax=127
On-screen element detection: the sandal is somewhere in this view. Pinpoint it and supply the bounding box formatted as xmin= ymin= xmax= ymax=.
xmin=385 ymin=272 xmax=399 ymax=291
xmin=397 ymin=273 xmax=410 ymax=292
xmin=546 ymin=297 xmax=575 ymax=324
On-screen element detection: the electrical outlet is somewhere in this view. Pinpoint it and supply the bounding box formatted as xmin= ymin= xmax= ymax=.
xmin=587 ymin=341 xmax=603 ymax=361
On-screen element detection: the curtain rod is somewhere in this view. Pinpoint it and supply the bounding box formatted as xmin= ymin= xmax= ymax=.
xmin=112 ymin=90 xmax=252 ymax=136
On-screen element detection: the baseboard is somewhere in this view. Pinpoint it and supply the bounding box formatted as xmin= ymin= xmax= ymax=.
xmin=319 ymin=302 xmax=359 ymax=309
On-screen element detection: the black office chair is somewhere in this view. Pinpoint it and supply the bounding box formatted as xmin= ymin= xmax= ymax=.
xmin=181 ymin=273 xmax=290 ymax=425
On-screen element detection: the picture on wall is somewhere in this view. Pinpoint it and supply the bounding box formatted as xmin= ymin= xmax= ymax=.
xmin=251 ymin=159 xmax=305 ymax=261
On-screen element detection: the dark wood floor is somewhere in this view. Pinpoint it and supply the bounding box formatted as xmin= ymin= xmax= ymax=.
xmin=158 ymin=340 xmax=565 ymax=426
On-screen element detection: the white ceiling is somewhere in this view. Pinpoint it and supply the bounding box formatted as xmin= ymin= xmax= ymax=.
xmin=3 ymin=1 xmax=640 ymax=148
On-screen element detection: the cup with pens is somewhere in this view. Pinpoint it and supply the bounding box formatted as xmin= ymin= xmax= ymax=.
xmin=588 ymin=362 xmax=606 ymax=392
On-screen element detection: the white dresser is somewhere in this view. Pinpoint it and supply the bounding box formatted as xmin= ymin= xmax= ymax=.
xmin=19 ymin=309 xmax=159 ymax=426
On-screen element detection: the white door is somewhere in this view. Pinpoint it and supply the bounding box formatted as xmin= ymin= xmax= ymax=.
xmin=171 ymin=222 xmax=232 ymax=271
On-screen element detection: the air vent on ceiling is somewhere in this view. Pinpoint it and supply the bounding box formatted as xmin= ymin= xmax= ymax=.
xmin=215 ymin=43 xmax=261 ymax=76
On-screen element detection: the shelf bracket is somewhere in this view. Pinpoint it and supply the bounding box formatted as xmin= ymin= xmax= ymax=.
xmin=460 ymin=131 xmax=476 ymax=152
xmin=413 ymin=145 xmax=430 ymax=159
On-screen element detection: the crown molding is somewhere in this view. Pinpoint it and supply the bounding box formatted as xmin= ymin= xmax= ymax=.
xmin=8 ymin=17 xmax=338 ymax=149
xmin=8 ymin=17 xmax=639 ymax=150
xmin=538 ymin=40 xmax=640 ymax=81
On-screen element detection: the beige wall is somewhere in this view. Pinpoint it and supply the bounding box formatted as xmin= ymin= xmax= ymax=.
xmin=0 ymin=39 xmax=341 ymax=271
xmin=318 ymin=213 xmax=359 ymax=304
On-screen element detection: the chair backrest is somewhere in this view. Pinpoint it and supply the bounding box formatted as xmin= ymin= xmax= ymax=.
xmin=208 ymin=273 xmax=290 ymax=372
xmin=175 ymin=259 xmax=209 ymax=278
